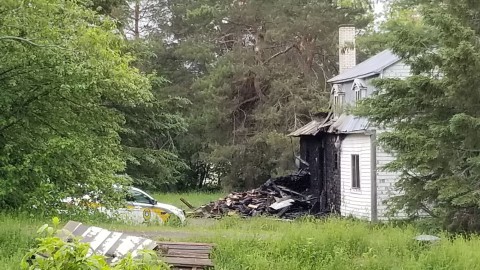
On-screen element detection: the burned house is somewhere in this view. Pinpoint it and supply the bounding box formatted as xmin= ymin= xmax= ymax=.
xmin=289 ymin=112 xmax=341 ymax=215
xmin=290 ymin=26 xmax=411 ymax=221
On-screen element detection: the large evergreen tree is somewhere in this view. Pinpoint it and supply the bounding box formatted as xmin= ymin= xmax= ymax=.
xmin=168 ymin=0 xmax=373 ymax=189
xmin=357 ymin=0 xmax=480 ymax=232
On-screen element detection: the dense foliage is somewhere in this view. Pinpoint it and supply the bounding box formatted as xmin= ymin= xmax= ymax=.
xmin=92 ymin=0 xmax=374 ymax=191
xmin=357 ymin=0 xmax=480 ymax=232
xmin=0 ymin=0 xmax=153 ymax=210
xmin=164 ymin=0 xmax=373 ymax=189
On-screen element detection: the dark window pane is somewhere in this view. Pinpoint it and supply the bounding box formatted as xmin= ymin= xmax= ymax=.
xmin=127 ymin=190 xmax=151 ymax=204
xmin=351 ymin=154 xmax=360 ymax=188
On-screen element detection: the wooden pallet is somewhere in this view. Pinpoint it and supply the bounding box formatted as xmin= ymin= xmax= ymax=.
xmin=156 ymin=241 xmax=215 ymax=270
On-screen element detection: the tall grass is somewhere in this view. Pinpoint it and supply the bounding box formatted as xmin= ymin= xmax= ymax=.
xmin=0 ymin=214 xmax=43 ymax=269
xmin=191 ymin=217 xmax=480 ymax=270
xmin=3 ymin=198 xmax=480 ymax=269
xmin=152 ymin=192 xmax=225 ymax=210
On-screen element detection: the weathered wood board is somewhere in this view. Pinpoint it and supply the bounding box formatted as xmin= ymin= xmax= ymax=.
xmin=61 ymin=221 xmax=215 ymax=269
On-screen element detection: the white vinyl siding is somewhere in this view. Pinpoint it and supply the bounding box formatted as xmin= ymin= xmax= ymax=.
xmin=340 ymin=134 xmax=371 ymax=220
xmin=374 ymin=129 xmax=406 ymax=220
xmin=335 ymin=59 xmax=412 ymax=221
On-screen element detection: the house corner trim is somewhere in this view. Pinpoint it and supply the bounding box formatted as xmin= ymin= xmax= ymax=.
xmin=369 ymin=130 xmax=378 ymax=222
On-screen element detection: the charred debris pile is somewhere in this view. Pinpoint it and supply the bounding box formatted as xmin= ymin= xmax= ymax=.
xmin=194 ymin=169 xmax=324 ymax=219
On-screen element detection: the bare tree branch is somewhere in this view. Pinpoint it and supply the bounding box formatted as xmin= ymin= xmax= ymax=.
xmin=263 ymin=44 xmax=295 ymax=65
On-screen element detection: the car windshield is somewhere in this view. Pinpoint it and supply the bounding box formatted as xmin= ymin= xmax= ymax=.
xmin=126 ymin=190 xmax=152 ymax=204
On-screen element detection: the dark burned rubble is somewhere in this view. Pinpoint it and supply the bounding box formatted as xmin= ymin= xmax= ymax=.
xmin=193 ymin=169 xmax=326 ymax=219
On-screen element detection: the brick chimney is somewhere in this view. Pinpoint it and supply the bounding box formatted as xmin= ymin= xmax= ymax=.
xmin=338 ymin=25 xmax=356 ymax=74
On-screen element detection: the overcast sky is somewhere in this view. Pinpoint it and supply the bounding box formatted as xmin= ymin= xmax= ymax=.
xmin=373 ymin=0 xmax=387 ymax=25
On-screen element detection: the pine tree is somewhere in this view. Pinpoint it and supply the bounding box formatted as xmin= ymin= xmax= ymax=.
xmin=174 ymin=0 xmax=373 ymax=189
xmin=357 ymin=0 xmax=480 ymax=232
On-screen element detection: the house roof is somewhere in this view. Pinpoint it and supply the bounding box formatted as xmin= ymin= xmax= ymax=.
xmin=288 ymin=113 xmax=332 ymax=137
xmin=327 ymin=50 xmax=401 ymax=84
xmin=328 ymin=114 xmax=369 ymax=134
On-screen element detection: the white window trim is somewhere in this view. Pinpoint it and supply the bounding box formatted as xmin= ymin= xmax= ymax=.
xmin=351 ymin=154 xmax=360 ymax=189
xmin=332 ymin=84 xmax=344 ymax=117
xmin=352 ymin=79 xmax=367 ymax=103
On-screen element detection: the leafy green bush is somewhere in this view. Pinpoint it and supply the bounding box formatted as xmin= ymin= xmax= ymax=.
xmin=21 ymin=218 xmax=170 ymax=270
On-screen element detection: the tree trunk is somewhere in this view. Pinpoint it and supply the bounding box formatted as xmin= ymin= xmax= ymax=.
xmin=134 ymin=0 xmax=140 ymax=39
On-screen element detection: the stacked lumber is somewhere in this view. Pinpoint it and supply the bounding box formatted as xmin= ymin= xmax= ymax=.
xmin=156 ymin=242 xmax=214 ymax=270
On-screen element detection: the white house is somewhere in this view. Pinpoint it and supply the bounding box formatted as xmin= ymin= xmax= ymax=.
xmin=290 ymin=26 xmax=410 ymax=221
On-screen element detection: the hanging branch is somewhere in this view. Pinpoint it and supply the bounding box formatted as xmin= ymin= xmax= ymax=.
xmin=0 ymin=36 xmax=65 ymax=49
xmin=0 ymin=36 xmax=43 ymax=46
xmin=262 ymin=44 xmax=296 ymax=65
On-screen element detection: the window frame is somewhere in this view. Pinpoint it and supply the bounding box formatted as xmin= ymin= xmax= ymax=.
xmin=355 ymin=88 xmax=362 ymax=102
xmin=352 ymin=79 xmax=367 ymax=103
xmin=127 ymin=190 xmax=154 ymax=204
xmin=332 ymin=84 xmax=344 ymax=117
xmin=351 ymin=154 xmax=360 ymax=189
xmin=334 ymin=151 xmax=339 ymax=170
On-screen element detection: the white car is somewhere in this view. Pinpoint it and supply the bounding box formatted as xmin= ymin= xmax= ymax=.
xmin=63 ymin=187 xmax=186 ymax=225
xmin=118 ymin=187 xmax=186 ymax=224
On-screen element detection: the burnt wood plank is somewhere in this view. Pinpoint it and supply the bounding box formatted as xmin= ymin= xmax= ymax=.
xmin=164 ymin=253 xmax=210 ymax=259
xmin=156 ymin=241 xmax=215 ymax=247
xmin=165 ymin=248 xmax=212 ymax=254
xmin=160 ymin=245 xmax=212 ymax=250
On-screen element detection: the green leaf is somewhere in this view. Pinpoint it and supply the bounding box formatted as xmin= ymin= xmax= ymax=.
xmin=37 ymin=224 xmax=48 ymax=234
xmin=52 ymin=217 xmax=60 ymax=226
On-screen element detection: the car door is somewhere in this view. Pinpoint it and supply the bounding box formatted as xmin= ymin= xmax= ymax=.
xmin=125 ymin=189 xmax=169 ymax=224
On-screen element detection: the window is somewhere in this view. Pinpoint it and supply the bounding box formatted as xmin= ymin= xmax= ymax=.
xmin=351 ymin=154 xmax=360 ymax=188
xmin=126 ymin=190 xmax=152 ymax=204
xmin=332 ymin=84 xmax=344 ymax=117
xmin=354 ymin=85 xmax=367 ymax=103
xmin=355 ymin=88 xmax=362 ymax=102
xmin=352 ymin=79 xmax=367 ymax=103
xmin=333 ymin=94 xmax=345 ymax=116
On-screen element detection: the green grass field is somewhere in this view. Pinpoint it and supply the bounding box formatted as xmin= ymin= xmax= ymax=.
xmin=3 ymin=193 xmax=480 ymax=269
xmin=152 ymin=191 xmax=225 ymax=211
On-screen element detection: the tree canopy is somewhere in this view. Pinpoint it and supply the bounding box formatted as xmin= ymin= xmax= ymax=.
xmin=0 ymin=0 xmax=151 ymax=210
xmin=166 ymin=0 xmax=373 ymax=189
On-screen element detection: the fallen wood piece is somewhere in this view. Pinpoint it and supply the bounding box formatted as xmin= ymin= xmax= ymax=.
xmin=277 ymin=206 xmax=291 ymax=217
xmin=274 ymin=196 xmax=292 ymax=203
xmin=160 ymin=245 xmax=212 ymax=251
xmin=161 ymin=257 xmax=214 ymax=267
xmin=270 ymin=199 xmax=294 ymax=210
xmin=165 ymin=253 xmax=210 ymax=259
xmin=248 ymin=204 xmax=259 ymax=209
xmin=166 ymin=249 xmax=211 ymax=254
xmin=276 ymin=185 xmax=306 ymax=198
xmin=180 ymin=198 xmax=196 ymax=210
xmin=156 ymin=242 xmax=215 ymax=247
